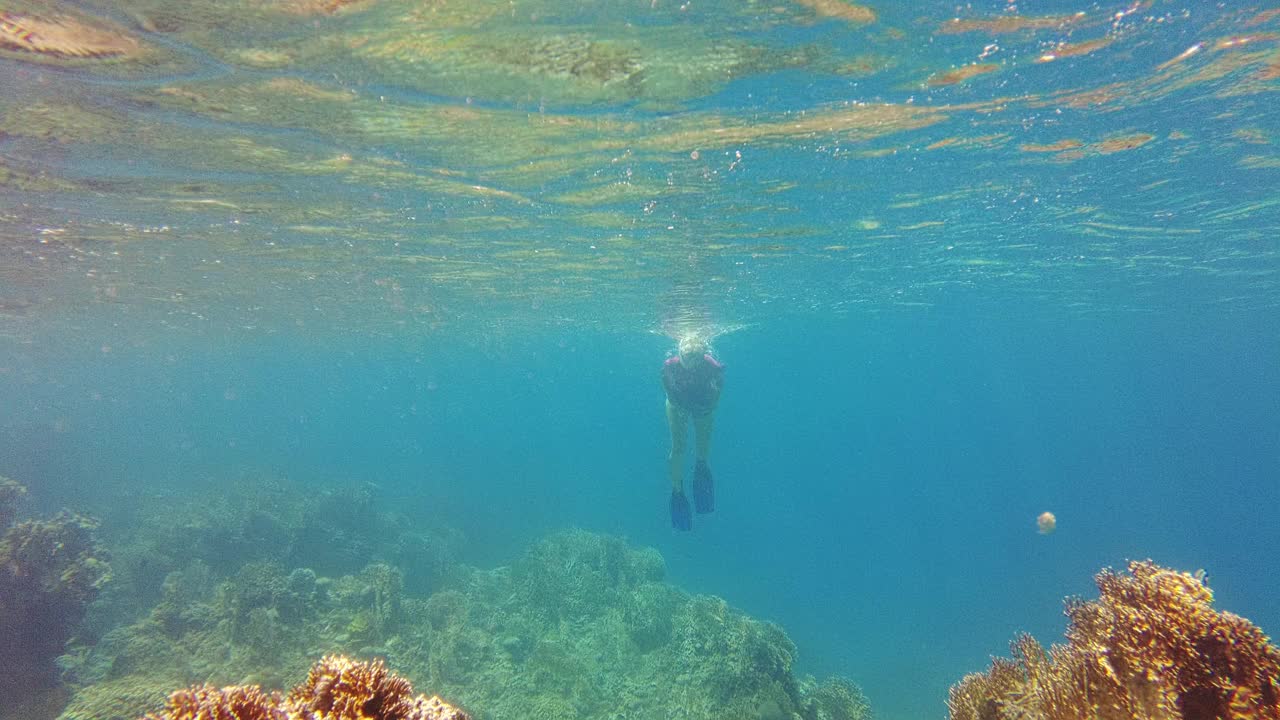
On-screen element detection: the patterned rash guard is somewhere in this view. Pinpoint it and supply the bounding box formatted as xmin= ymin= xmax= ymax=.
xmin=662 ymin=354 xmax=724 ymax=415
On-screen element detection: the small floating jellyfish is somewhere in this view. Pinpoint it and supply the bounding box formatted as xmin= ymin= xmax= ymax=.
xmin=1037 ymin=511 xmax=1057 ymax=535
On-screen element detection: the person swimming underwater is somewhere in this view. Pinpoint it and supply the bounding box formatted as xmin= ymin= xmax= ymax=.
xmin=662 ymin=335 xmax=723 ymax=531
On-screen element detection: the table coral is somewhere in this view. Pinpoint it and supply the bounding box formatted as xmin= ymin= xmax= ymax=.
xmin=141 ymin=656 xmax=467 ymax=720
xmin=948 ymin=560 xmax=1280 ymax=720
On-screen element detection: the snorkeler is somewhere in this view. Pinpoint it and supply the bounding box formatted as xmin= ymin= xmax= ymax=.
xmin=662 ymin=335 xmax=724 ymax=531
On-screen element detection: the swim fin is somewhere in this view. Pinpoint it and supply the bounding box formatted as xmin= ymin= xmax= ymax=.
xmin=670 ymin=489 xmax=692 ymax=531
xmin=693 ymin=460 xmax=714 ymax=514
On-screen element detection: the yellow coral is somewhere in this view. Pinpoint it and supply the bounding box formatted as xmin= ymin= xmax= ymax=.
xmin=148 ymin=685 xmax=286 ymax=720
xmin=141 ymin=656 xmax=468 ymax=720
xmin=287 ymin=655 xmax=418 ymax=720
xmin=948 ymin=561 xmax=1280 ymax=720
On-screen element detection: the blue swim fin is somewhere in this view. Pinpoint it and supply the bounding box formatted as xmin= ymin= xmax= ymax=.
xmin=693 ymin=460 xmax=714 ymax=514
xmin=670 ymin=489 xmax=692 ymax=531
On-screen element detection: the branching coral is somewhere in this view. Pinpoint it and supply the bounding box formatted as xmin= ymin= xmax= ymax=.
xmin=0 ymin=478 xmax=110 ymax=698
xmin=288 ymin=655 xmax=419 ymax=720
xmin=154 ymin=685 xmax=287 ymax=720
xmin=143 ymin=656 xmax=468 ymax=720
xmin=948 ymin=561 xmax=1280 ymax=720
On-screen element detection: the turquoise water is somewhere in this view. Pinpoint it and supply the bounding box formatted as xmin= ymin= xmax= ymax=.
xmin=2 ymin=1 xmax=1279 ymax=719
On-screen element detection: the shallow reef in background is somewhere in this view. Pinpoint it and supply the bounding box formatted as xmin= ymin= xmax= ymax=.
xmin=14 ymin=475 xmax=870 ymax=720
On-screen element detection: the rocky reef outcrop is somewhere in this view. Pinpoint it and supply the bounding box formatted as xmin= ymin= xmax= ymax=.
xmin=0 ymin=476 xmax=110 ymax=704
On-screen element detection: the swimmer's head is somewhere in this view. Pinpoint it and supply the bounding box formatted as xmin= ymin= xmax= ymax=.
xmin=678 ymin=335 xmax=709 ymax=365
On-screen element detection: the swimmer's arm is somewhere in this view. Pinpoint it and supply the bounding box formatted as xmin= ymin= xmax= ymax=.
xmin=708 ymin=372 xmax=723 ymax=405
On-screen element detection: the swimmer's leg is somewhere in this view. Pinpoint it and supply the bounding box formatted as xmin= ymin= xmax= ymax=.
xmin=666 ymin=400 xmax=692 ymax=530
xmin=666 ymin=400 xmax=689 ymax=492
xmin=692 ymin=411 xmax=715 ymax=514
xmin=693 ymin=410 xmax=714 ymax=463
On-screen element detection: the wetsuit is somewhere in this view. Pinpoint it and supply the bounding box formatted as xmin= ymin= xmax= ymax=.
xmin=662 ymin=354 xmax=724 ymax=416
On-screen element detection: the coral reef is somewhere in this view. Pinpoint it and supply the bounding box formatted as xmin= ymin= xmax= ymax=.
xmin=58 ymin=673 xmax=185 ymax=720
xmin=150 ymin=685 xmax=285 ymax=720
xmin=948 ymin=560 xmax=1280 ymax=720
xmin=0 ymin=477 xmax=110 ymax=703
xmin=0 ymin=475 xmax=27 ymax=528
xmin=287 ymin=655 xmax=466 ymax=720
xmin=99 ymin=478 xmax=459 ymax=629
xmin=60 ymin=514 xmax=870 ymax=720
xmin=802 ymin=677 xmax=873 ymax=720
xmin=141 ymin=656 xmax=467 ymax=720
xmin=393 ymin=529 xmax=869 ymax=720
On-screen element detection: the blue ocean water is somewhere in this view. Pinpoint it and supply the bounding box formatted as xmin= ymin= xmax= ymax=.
xmin=2 ymin=1 xmax=1280 ymax=718
xmin=4 ymin=306 xmax=1277 ymax=718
